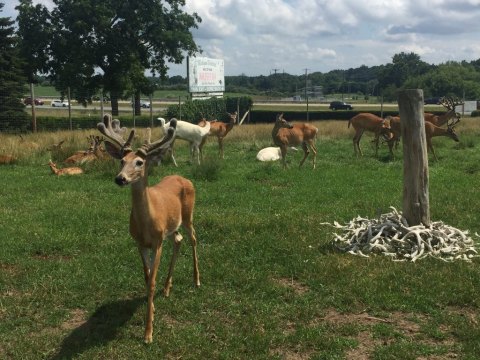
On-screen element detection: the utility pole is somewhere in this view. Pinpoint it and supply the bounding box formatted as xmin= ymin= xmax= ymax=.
xmin=304 ymin=68 xmax=310 ymax=121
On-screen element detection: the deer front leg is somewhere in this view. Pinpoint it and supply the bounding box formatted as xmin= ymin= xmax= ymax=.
xmin=299 ymin=142 xmax=310 ymax=167
xmin=144 ymin=243 xmax=164 ymax=344
xmin=139 ymin=247 xmax=151 ymax=287
xmin=280 ymin=145 xmax=288 ymax=169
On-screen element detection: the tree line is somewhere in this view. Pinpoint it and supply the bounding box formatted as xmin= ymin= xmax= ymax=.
xmin=2 ymin=1 xmax=480 ymax=132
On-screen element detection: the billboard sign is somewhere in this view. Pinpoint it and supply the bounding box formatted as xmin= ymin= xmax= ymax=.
xmin=188 ymin=56 xmax=225 ymax=94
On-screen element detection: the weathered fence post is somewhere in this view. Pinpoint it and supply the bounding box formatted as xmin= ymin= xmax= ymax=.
xmin=398 ymin=89 xmax=430 ymax=227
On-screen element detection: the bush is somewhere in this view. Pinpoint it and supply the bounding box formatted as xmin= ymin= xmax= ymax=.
xmin=165 ymin=96 xmax=253 ymax=123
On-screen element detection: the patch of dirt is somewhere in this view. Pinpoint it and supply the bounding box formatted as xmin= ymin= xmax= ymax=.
xmin=61 ymin=308 xmax=88 ymax=330
xmin=32 ymin=252 xmax=73 ymax=261
xmin=320 ymin=308 xmax=458 ymax=359
xmin=269 ymin=348 xmax=313 ymax=360
xmin=273 ymin=277 xmax=309 ymax=296
xmin=0 ymin=262 xmax=21 ymax=275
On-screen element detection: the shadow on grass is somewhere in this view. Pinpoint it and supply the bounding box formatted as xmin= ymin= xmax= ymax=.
xmin=51 ymin=297 xmax=144 ymax=359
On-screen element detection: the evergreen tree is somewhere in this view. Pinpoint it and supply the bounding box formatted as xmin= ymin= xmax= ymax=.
xmin=0 ymin=3 xmax=29 ymax=131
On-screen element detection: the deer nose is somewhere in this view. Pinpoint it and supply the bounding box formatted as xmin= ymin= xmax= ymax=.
xmin=115 ymin=175 xmax=128 ymax=186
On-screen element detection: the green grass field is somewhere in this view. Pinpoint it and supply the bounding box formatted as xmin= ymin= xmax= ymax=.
xmin=1 ymin=119 xmax=479 ymax=359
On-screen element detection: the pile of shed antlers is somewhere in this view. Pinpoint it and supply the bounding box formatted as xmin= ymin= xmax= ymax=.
xmin=322 ymin=207 xmax=479 ymax=262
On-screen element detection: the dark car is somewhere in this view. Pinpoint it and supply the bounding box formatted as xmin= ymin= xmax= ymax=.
xmin=424 ymin=97 xmax=441 ymax=105
xmin=24 ymin=97 xmax=44 ymax=106
xmin=329 ymin=101 xmax=353 ymax=110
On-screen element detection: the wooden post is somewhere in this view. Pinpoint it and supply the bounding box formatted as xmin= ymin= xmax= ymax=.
xmin=29 ymin=83 xmax=37 ymax=132
xmin=398 ymin=89 xmax=430 ymax=227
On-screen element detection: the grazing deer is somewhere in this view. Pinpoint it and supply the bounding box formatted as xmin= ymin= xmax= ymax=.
xmin=425 ymin=118 xmax=460 ymax=160
xmin=348 ymin=113 xmax=392 ymax=157
xmin=0 ymin=154 xmax=17 ymax=164
xmin=271 ymin=113 xmax=318 ymax=169
xmin=198 ymin=112 xmax=237 ymax=159
xmin=385 ymin=115 xmax=401 ymax=156
xmin=424 ymin=96 xmax=463 ymax=127
xmin=386 ymin=116 xmax=460 ymax=160
xmin=97 ymin=114 xmax=200 ymax=344
xmin=157 ymin=117 xmax=210 ymax=166
xmin=47 ymin=160 xmax=83 ymax=176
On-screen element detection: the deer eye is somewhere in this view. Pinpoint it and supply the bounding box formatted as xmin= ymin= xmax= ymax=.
xmin=136 ymin=159 xmax=144 ymax=167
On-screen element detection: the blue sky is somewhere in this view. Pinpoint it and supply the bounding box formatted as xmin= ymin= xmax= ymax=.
xmin=3 ymin=0 xmax=480 ymax=77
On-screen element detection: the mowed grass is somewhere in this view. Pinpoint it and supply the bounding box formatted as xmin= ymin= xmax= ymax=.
xmin=1 ymin=118 xmax=480 ymax=359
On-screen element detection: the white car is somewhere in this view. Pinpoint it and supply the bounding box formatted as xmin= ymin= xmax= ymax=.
xmin=132 ymin=100 xmax=151 ymax=108
xmin=140 ymin=100 xmax=150 ymax=108
xmin=51 ymin=99 xmax=70 ymax=107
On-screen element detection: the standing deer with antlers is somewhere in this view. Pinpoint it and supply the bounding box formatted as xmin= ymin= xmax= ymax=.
xmin=424 ymin=96 xmax=463 ymax=127
xmin=198 ymin=112 xmax=237 ymax=159
xmin=425 ymin=117 xmax=460 ymax=160
xmin=386 ymin=116 xmax=460 ymax=160
xmin=97 ymin=114 xmax=200 ymax=344
xmin=272 ymin=113 xmax=318 ymax=169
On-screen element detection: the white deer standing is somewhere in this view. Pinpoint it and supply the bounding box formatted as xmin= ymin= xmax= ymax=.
xmin=157 ymin=117 xmax=210 ymax=166
xmin=98 ymin=114 xmax=200 ymax=344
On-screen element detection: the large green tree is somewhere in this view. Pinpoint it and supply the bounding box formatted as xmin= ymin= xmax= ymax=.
xmin=0 ymin=3 xmax=29 ymax=132
xmin=17 ymin=0 xmax=201 ymax=114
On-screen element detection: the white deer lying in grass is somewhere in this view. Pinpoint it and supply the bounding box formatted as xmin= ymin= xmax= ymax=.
xmin=256 ymin=146 xmax=298 ymax=162
xmin=157 ymin=118 xmax=210 ymax=166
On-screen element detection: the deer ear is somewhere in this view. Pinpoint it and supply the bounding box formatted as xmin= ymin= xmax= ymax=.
xmin=104 ymin=141 xmax=123 ymax=159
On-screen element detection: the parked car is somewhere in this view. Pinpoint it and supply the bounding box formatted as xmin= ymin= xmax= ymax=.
xmin=424 ymin=97 xmax=441 ymax=105
xmin=23 ymin=97 xmax=44 ymax=106
xmin=329 ymin=101 xmax=353 ymax=110
xmin=131 ymin=100 xmax=151 ymax=108
xmin=51 ymin=99 xmax=70 ymax=107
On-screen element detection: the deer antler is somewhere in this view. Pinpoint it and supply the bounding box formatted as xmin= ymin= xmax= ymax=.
xmin=97 ymin=114 xmax=135 ymax=155
xmin=440 ymin=96 xmax=464 ymax=111
xmin=447 ymin=116 xmax=460 ymax=128
xmin=137 ymin=119 xmax=177 ymax=158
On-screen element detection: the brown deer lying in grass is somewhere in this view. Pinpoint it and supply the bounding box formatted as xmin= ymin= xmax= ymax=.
xmin=64 ymin=135 xmax=107 ymax=164
xmin=48 ymin=160 xmax=83 ymax=175
xmin=198 ymin=112 xmax=237 ymax=159
xmin=348 ymin=113 xmax=392 ymax=157
xmin=272 ymin=113 xmax=318 ymax=169
xmin=0 ymin=154 xmax=17 ymax=164
xmin=97 ymin=115 xmax=200 ymax=344
xmin=386 ymin=116 xmax=460 ymax=160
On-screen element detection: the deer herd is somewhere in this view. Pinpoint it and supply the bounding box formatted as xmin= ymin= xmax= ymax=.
xmin=0 ymin=96 xmax=466 ymax=343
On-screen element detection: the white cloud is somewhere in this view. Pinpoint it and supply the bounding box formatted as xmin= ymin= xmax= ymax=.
xmin=4 ymin=0 xmax=480 ymax=76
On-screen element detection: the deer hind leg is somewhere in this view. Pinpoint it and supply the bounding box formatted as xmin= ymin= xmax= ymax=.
xmin=427 ymin=139 xmax=438 ymax=161
xmin=218 ymin=137 xmax=224 ymax=159
xmin=169 ymin=142 xmax=178 ymax=167
xmin=191 ymin=143 xmax=201 ymax=165
xmin=144 ymin=242 xmax=164 ymax=344
xmin=163 ymin=232 xmax=183 ymax=297
xmin=299 ymin=142 xmax=310 ymax=167
xmin=183 ymin=223 xmax=200 ymax=287
xmin=353 ymin=130 xmax=363 ymax=157
xmin=308 ymin=140 xmax=317 ymax=169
